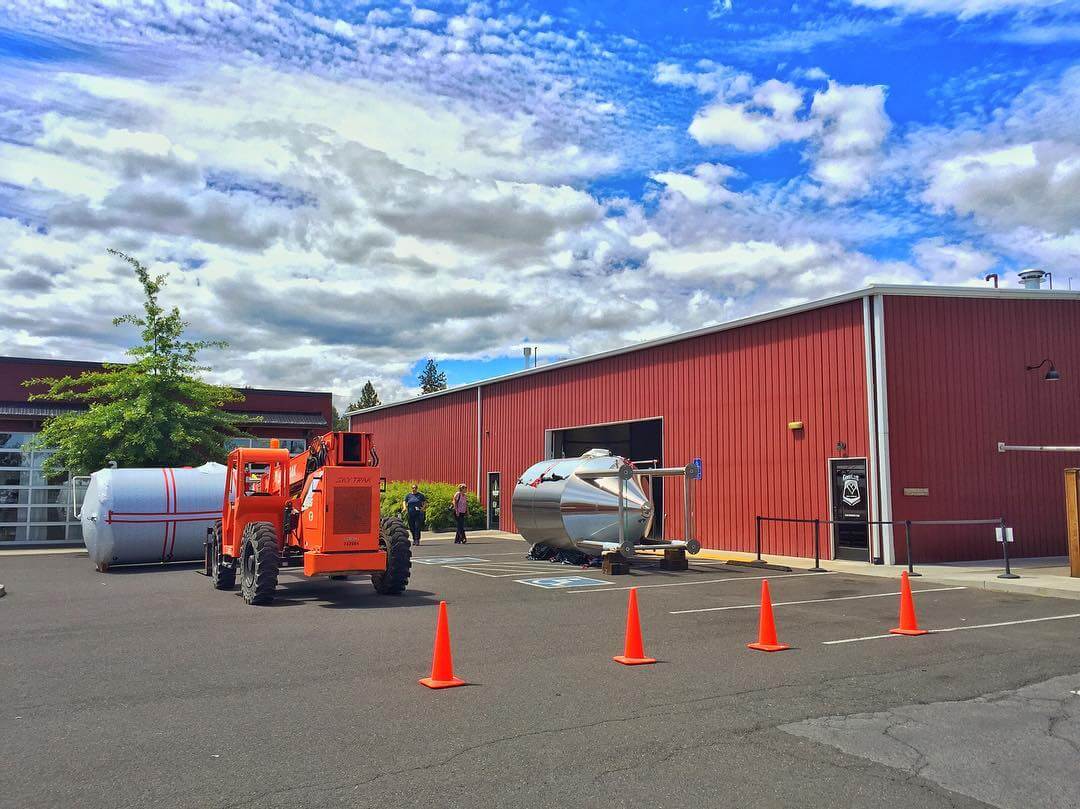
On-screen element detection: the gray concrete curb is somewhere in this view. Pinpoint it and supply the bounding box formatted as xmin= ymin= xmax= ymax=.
xmin=835 ymin=566 xmax=1080 ymax=602
xmin=911 ymin=574 xmax=1080 ymax=602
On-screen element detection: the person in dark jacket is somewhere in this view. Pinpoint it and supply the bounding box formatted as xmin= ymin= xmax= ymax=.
xmin=452 ymin=483 xmax=469 ymax=544
xmin=402 ymin=484 xmax=427 ymax=546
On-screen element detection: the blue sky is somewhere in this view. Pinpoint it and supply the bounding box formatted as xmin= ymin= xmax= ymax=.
xmin=0 ymin=1 xmax=1077 ymax=402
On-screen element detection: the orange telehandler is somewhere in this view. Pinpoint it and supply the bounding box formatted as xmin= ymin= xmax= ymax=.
xmin=204 ymin=431 xmax=411 ymax=605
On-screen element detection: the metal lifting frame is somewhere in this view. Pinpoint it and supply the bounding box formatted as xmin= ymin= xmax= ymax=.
xmin=584 ymin=463 xmax=700 ymax=557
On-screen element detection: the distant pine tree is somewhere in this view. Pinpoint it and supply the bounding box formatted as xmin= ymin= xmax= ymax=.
xmin=356 ymin=380 xmax=381 ymax=409
xmin=417 ymin=359 xmax=447 ymax=394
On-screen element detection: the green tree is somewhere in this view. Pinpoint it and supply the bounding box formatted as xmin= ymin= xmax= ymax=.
xmin=417 ymin=359 xmax=447 ymax=394
xmin=23 ymin=250 xmax=249 ymax=476
xmin=354 ymin=380 xmax=381 ymax=409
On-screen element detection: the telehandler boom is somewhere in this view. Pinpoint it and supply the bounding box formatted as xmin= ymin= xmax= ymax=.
xmin=204 ymin=432 xmax=411 ymax=605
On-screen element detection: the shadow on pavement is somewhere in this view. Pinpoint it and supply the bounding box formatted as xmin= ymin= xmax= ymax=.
xmin=270 ymin=577 xmax=441 ymax=610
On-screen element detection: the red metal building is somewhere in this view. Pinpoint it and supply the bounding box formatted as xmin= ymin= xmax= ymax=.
xmin=350 ymin=285 xmax=1080 ymax=565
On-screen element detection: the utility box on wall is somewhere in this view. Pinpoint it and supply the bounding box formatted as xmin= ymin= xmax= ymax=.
xmin=1065 ymin=469 xmax=1080 ymax=578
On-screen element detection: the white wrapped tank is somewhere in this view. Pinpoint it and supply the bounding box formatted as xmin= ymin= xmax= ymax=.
xmin=81 ymin=463 xmax=226 ymax=571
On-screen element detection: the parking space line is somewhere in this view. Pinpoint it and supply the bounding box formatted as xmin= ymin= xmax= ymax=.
xmin=443 ymin=565 xmax=507 ymax=578
xmin=670 ymin=586 xmax=966 ymax=614
xmin=443 ymin=566 xmax=544 ymax=578
xmin=458 ymin=564 xmax=558 ymax=573
xmin=823 ymin=612 xmax=1080 ymax=645
xmin=564 ymin=570 xmax=837 ymax=593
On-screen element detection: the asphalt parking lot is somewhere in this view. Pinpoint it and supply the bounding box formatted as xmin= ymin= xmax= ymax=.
xmin=3 ymin=536 xmax=1080 ymax=809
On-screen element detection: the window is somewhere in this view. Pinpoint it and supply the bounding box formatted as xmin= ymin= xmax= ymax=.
xmin=0 ymin=433 xmax=82 ymax=545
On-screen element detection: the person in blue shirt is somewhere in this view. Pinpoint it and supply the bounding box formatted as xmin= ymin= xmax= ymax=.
xmin=402 ymin=484 xmax=427 ymax=546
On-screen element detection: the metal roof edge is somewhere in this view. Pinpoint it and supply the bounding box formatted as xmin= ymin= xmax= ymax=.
xmin=346 ymin=283 xmax=1080 ymax=418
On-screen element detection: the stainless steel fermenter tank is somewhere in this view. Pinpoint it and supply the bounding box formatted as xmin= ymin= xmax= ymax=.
xmin=512 ymin=449 xmax=658 ymax=556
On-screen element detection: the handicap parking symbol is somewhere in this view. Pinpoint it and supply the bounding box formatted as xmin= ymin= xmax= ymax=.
xmin=516 ymin=576 xmax=612 ymax=589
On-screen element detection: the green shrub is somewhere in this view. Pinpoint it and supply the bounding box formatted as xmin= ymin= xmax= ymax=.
xmin=380 ymin=480 xmax=484 ymax=532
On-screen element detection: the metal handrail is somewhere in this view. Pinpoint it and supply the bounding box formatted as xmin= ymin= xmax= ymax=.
xmin=754 ymin=515 xmax=1017 ymax=579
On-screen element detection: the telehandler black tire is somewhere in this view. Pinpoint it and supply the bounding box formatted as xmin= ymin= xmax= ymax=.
xmin=239 ymin=522 xmax=279 ymax=605
xmin=207 ymin=522 xmax=235 ymax=590
xmin=372 ymin=515 xmax=411 ymax=595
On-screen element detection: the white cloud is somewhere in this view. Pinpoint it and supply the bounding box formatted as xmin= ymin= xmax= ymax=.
xmin=709 ymin=0 xmax=735 ymax=18
xmin=899 ymin=66 xmax=1080 ymax=275
xmin=650 ymin=163 xmax=740 ymax=205
xmin=924 ymin=141 xmax=1080 ymax=234
xmin=409 ymin=7 xmax=441 ymax=26
xmin=909 ymin=238 xmax=998 ymax=284
xmin=667 ymin=64 xmax=891 ymax=199
xmin=808 ymin=81 xmax=890 ymax=199
xmin=851 ymin=0 xmax=1063 ymax=19
xmin=653 ymin=61 xmax=752 ymax=97
xmin=687 ymin=78 xmax=814 ymax=152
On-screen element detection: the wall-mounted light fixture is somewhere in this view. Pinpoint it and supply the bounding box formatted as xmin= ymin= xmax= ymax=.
xmin=787 ymin=420 xmax=804 ymax=431
xmin=835 ymin=441 xmax=847 ymax=455
xmin=1026 ymin=358 xmax=1060 ymax=381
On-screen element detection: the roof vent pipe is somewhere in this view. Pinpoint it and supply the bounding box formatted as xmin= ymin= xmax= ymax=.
xmin=1018 ymin=268 xmax=1049 ymax=289
xmin=985 ymin=273 xmax=998 ymax=288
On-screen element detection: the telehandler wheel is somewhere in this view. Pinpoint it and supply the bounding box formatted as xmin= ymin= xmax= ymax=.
xmin=372 ymin=515 xmax=411 ymax=595
xmin=207 ymin=522 xmax=235 ymax=591
xmin=239 ymin=522 xmax=279 ymax=605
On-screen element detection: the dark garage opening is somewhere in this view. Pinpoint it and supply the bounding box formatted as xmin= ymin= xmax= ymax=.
xmin=547 ymin=419 xmax=664 ymax=539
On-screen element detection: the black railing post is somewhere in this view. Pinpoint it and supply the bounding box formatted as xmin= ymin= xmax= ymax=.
xmin=905 ymin=520 xmax=920 ymax=576
xmin=810 ymin=518 xmax=826 ymax=572
xmin=998 ymin=517 xmax=1019 ymax=579
xmin=755 ymin=515 xmax=762 ymax=562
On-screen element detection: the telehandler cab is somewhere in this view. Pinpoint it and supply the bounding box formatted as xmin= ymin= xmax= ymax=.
xmin=204 ymin=432 xmax=411 ymax=605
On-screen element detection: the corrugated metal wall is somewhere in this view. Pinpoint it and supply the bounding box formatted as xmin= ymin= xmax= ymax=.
xmin=352 ymin=389 xmax=478 ymax=487
xmin=884 ymin=295 xmax=1080 ymax=562
xmin=353 ymin=300 xmax=870 ymax=559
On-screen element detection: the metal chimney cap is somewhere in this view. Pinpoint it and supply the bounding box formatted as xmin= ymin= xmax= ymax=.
xmin=1018 ymin=268 xmax=1047 ymax=280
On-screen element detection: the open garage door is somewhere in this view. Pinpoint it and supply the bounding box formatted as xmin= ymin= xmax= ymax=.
xmin=546 ymin=418 xmax=664 ymax=538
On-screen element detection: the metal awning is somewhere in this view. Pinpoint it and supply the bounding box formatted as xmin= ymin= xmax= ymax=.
xmin=240 ymin=412 xmax=327 ymax=428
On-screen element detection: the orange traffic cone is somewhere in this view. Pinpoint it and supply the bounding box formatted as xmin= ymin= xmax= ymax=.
xmin=747 ymin=579 xmax=790 ymax=652
xmin=890 ymin=571 xmax=929 ymax=636
xmin=420 ymin=601 xmax=467 ymax=689
xmin=613 ymin=587 xmax=656 ymax=665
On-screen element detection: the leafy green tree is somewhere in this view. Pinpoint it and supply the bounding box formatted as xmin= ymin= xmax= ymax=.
xmin=417 ymin=359 xmax=447 ymax=394
xmin=354 ymin=380 xmax=381 ymax=409
xmin=23 ymin=250 xmax=249 ymax=476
